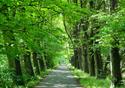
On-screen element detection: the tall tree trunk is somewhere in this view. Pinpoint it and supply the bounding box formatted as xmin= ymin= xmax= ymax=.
xmin=94 ymin=48 xmax=103 ymax=79
xmin=110 ymin=45 xmax=122 ymax=87
xmin=88 ymin=26 xmax=95 ymax=76
xmin=70 ymin=55 xmax=75 ymax=67
xmin=103 ymin=55 xmax=110 ymax=78
xmin=110 ymin=0 xmax=118 ymax=11
xmin=32 ymin=52 xmax=40 ymax=75
xmin=2 ymin=30 xmax=24 ymax=85
xmin=38 ymin=53 xmax=47 ymax=71
xmin=110 ymin=0 xmax=122 ymax=87
xmin=78 ymin=47 xmax=84 ymax=70
xmin=24 ymin=51 xmax=35 ymax=77
xmin=74 ymin=48 xmax=79 ymax=69
xmin=15 ymin=58 xmax=24 ymax=85
xmin=1 ymin=4 xmax=24 ymax=85
xmin=89 ymin=51 xmax=95 ymax=76
xmin=83 ymin=46 xmax=89 ymax=73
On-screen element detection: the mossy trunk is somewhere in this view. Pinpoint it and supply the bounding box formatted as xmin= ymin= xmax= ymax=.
xmin=78 ymin=47 xmax=84 ymax=70
xmin=83 ymin=46 xmax=89 ymax=73
xmin=38 ymin=54 xmax=47 ymax=71
xmin=89 ymin=52 xmax=95 ymax=76
xmin=110 ymin=47 xmax=122 ymax=87
xmin=24 ymin=52 xmax=35 ymax=76
xmin=15 ymin=58 xmax=24 ymax=85
xmin=2 ymin=30 xmax=24 ymax=85
xmin=94 ymin=48 xmax=103 ymax=79
xmin=110 ymin=0 xmax=122 ymax=87
xmin=74 ymin=48 xmax=80 ymax=69
xmin=32 ymin=52 xmax=40 ymax=75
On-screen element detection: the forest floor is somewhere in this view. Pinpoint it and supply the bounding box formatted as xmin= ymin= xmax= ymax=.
xmin=34 ymin=65 xmax=82 ymax=88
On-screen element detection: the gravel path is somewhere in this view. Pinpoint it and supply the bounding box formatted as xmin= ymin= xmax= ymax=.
xmin=35 ymin=65 xmax=82 ymax=88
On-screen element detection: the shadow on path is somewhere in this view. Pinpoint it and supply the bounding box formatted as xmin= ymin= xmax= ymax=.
xmin=35 ymin=65 xmax=82 ymax=88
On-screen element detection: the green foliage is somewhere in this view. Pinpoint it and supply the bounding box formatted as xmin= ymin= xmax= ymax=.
xmin=0 ymin=55 xmax=13 ymax=87
xmin=70 ymin=66 xmax=110 ymax=88
xmin=0 ymin=0 xmax=89 ymax=87
xmin=25 ymin=69 xmax=51 ymax=88
xmin=1 ymin=0 xmax=125 ymax=87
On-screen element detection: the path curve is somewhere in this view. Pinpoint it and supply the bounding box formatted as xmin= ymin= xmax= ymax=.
xmin=35 ymin=65 xmax=82 ymax=88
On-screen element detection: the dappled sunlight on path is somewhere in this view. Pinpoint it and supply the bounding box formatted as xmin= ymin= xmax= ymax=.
xmin=35 ymin=65 xmax=82 ymax=88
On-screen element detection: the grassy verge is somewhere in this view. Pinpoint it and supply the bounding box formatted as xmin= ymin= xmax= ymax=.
xmin=14 ymin=69 xmax=52 ymax=88
xmin=27 ymin=69 xmax=51 ymax=88
xmin=14 ymin=65 xmax=59 ymax=88
xmin=69 ymin=66 xmax=110 ymax=88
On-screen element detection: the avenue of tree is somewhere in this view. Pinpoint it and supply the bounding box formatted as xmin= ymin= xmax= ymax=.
xmin=0 ymin=0 xmax=125 ymax=88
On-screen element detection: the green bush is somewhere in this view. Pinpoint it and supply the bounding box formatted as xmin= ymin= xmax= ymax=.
xmin=71 ymin=67 xmax=110 ymax=88
xmin=0 ymin=55 xmax=13 ymax=88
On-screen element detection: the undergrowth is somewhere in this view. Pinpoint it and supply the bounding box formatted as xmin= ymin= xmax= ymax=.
xmin=69 ymin=66 xmax=110 ymax=88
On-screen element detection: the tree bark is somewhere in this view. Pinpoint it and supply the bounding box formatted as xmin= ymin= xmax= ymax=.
xmin=32 ymin=52 xmax=40 ymax=75
xmin=89 ymin=51 xmax=95 ymax=76
xmin=2 ymin=30 xmax=24 ymax=85
xmin=38 ymin=53 xmax=47 ymax=71
xmin=110 ymin=46 xmax=122 ymax=87
xmin=110 ymin=0 xmax=122 ymax=87
xmin=110 ymin=0 xmax=118 ymax=11
xmin=78 ymin=47 xmax=84 ymax=70
xmin=94 ymin=48 xmax=103 ymax=78
xmin=74 ymin=48 xmax=79 ymax=69
xmin=24 ymin=51 xmax=35 ymax=76
xmin=15 ymin=58 xmax=24 ymax=85
xmin=83 ymin=46 xmax=89 ymax=73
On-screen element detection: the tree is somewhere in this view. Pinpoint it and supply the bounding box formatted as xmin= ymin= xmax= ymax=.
xmin=110 ymin=0 xmax=122 ymax=87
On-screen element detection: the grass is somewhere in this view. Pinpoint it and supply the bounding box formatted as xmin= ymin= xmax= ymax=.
xmin=26 ymin=65 xmax=60 ymax=88
xmin=15 ymin=65 xmax=59 ymax=88
xmin=70 ymin=66 xmax=110 ymax=88
xmin=14 ymin=69 xmax=52 ymax=88
xmin=27 ymin=69 xmax=52 ymax=88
